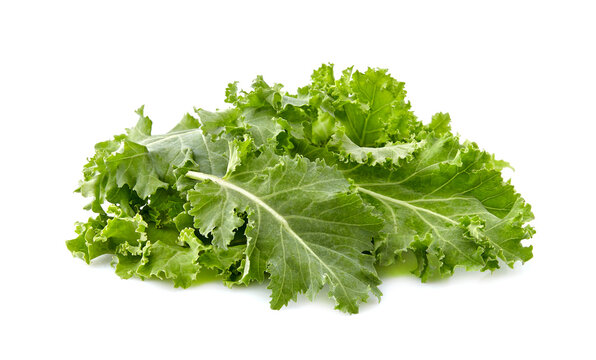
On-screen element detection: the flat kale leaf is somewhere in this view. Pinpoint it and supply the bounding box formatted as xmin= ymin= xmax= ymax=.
xmin=187 ymin=149 xmax=382 ymax=313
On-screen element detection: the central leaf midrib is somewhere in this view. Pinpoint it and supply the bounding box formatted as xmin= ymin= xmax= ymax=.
xmin=356 ymin=186 xmax=458 ymax=225
xmin=185 ymin=170 xmax=349 ymax=298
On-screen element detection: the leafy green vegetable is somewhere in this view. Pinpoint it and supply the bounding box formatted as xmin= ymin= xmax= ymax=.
xmin=67 ymin=64 xmax=535 ymax=313
xmin=349 ymin=136 xmax=534 ymax=279
xmin=187 ymin=149 xmax=382 ymax=312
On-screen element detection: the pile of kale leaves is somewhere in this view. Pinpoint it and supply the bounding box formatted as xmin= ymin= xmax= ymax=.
xmin=67 ymin=65 xmax=535 ymax=313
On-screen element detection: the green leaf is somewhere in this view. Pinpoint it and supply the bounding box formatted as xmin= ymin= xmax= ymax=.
xmin=135 ymin=228 xmax=206 ymax=288
xmin=67 ymin=205 xmax=149 ymax=267
xmin=311 ymin=110 xmax=335 ymax=145
xmin=108 ymin=139 xmax=169 ymax=199
xmin=241 ymin=108 xmax=285 ymax=148
xmin=310 ymin=63 xmax=336 ymax=91
xmin=325 ymin=67 xmax=417 ymax=146
xmin=345 ymin=135 xmax=534 ymax=279
xmin=428 ymin=112 xmax=452 ymax=136
xmin=186 ymin=149 xmax=382 ymax=313
xmin=95 ymin=206 xmax=149 ymax=257
xmin=195 ymin=108 xmax=241 ymax=138
xmin=329 ymin=133 xmax=425 ymax=167
xmin=78 ymin=108 xmax=232 ymax=211
xmin=66 ymin=215 xmax=109 ymax=264
xmin=199 ymin=244 xmax=246 ymax=285
xmin=70 ymin=207 xmax=210 ymax=288
xmin=140 ymin=188 xmax=187 ymax=228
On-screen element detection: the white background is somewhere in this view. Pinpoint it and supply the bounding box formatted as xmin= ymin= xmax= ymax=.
xmin=1 ymin=1 xmax=594 ymax=359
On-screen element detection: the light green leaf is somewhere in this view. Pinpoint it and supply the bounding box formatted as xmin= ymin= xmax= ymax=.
xmin=428 ymin=112 xmax=451 ymax=136
xmin=135 ymin=228 xmax=206 ymax=288
xmin=311 ymin=110 xmax=335 ymax=145
xmin=240 ymin=108 xmax=284 ymax=148
xmin=67 ymin=205 xmax=149 ymax=267
xmin=199 ymin=244 xmax=246 ymax=285
xmin=330 ymin=133 xmax=425 ymax=167
xmin=186 ymin=149 xmax=382 ymax=313
xmin=330 ymin=67 xmax=417 ymax=146
xmin=346 ymin=136 xmax=534 ymax=279
xmin=78 ymin=108 xmax=232 ymax=211
xmin=195 ymin=108 xmax=241 ymax=138
xmin=66 ymin=215 xmax=109 ymax=264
